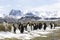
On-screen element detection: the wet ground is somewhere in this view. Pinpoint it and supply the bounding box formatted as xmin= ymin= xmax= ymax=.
xmin=0 ymin=27 xmax=60 ymax=40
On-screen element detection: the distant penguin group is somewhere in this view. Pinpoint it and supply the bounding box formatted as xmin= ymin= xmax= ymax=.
xmin=50 ymin=23 xmax=56 ymax=29
xmin=12 ymin=22 xmax=56 ymax=33
xmin=13 ymin=23 xmax=24 ymax=33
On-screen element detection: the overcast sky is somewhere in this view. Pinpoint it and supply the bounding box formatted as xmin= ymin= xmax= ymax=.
xmin=0 ymin=0 xmax=59 ymax=9
xmin=0 ymin=0 xmax=60 ymax=16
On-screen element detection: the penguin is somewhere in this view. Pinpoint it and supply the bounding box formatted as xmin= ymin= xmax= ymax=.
xmin=43 ymin=23 xmax=47 ymax=30
xmin=20 ymin=24 xmax=24 ymax=33
xmin=33 ymin=23 xmax=37 ymax=30
xmin=31 ymin=23 xmax=34 ymax=31
xmin=24 ymin=24 xmax=27 ymax=31
xmin=27 ymin=22 xmax=31 ymax=32
xmin=13 ymin=24 xmax=16 ymax=33
xmin=53 ymin=23 xmax=56 ymax=29
xmin=36 ymin=23 xmax=39 ymax=29
xmin=18 ymin=23 xmax=21 ymax=32
xmin=38 ymin=23 xmax=42 ymax=30
xmin=50 ymin=23 xmax=53 ymax=29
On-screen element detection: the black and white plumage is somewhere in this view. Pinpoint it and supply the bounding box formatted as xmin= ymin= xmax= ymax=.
xmin=38 ymin=23 xmax=42 ymax=30
xmin=52 ymin=23 xmax=56 ymax=29
xmin=30 ymin=24 xmax=34 ymax=31
xmin=20 ymin=24 xmax=24 ymax=33
xmin=27 ymin=24 xmax=31 ymax=32
xmin=50 ymin=23 xmax=53 ymax=29
xmin=12 ymin=23 xmax=21 ymax=33
xmin=13 ymin=24 xmax=16 ymax=33
xmin=43 ymin=23 xmax=47 ymax=30
xmin=24 ymin=24 xmax=27 ymax=31
xmin=33 ymin=23 xmax=37 ymax=30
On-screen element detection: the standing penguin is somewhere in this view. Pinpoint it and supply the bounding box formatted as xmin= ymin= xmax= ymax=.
xmin=27 ymin=22 xmax=31 ymax=32
xmin=36 ymin=23 xmax=39 ymax=29
xmin=35 ymin=23 xmax=38 ymax=30
xmin=33 ymin=23 xmax=36 ymax=30
xmin=38 ymin=23 xmax=42 ymax=30
xmin=18 ymin=23 xmax=21 ymax=32
xmin=24 ymin=24 xmax=27 ymax=31
xmin=13 ymin=24 xmax=16 ymax=33
xmin=50 ymin=23 xmax=53 ymax=29
xmin=43 ymin=23 xmax=47 ymax=30
xmin=20 ymin=24 xmax=24 ymax=33
xmin=31 ymin=23 xmax=34 ymax=31
xmin=33 ymin=23 xmax=37 ymax=30
xmin=53 ymin=23 xmax=56 ymax=29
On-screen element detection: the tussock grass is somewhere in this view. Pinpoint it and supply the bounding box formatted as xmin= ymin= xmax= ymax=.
xmin=7 ymin=25 xmax=12 ymax=32
xmin=0 ymin=24 xmax=12 ymax=31
xmin=56 ymin=24 xmax=60 ymax=26
xmin=31 ymin=34 xmax=53 ymax=40
xmin=31 ymin=29 xmax=60 ymax=40
xmin=0 ymin=24 xmax=5 ymax=31
xmin=3 ymin=38 xmax=21 ymax=40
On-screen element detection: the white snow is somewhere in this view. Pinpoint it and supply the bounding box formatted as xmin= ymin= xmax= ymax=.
xmin=0 ymin=26 xmax=60 ymax=40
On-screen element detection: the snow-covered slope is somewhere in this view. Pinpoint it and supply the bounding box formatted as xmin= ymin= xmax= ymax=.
xmin=9 ymin=9 xmax=23 ymax=19
xmin=9 ymin=9 xmax=22 ymax=16
xmin=19 ymin=12 xmax=41 ymax=21
xmin=29 ymin=2 xmax=60 ymax=18
xmin=0 ymin=2 xmax=60 ymax=19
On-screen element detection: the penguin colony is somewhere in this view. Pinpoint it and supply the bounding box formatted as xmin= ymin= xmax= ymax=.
xmin=12 ymin=22 xmax=56 ymax=33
